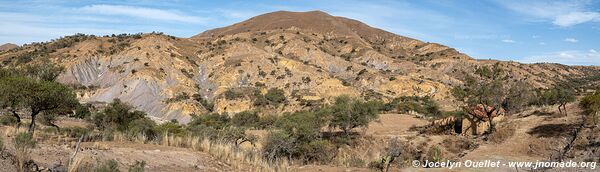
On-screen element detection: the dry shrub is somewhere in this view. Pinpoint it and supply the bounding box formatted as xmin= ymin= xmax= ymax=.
xmin=441 ymin=137 xmax=478 ymax=154
xmin=199 ymin=138 xmax=291 ymax=171
xmin=488 ymin=123 xmax=516 ymax=143
xmin=424 ymin=146 xmax=445 ymax=165
xmin=527 ymin=138 xmax=561 ymax=157
xmin=13 ymin=132 xmax=37 ymax=172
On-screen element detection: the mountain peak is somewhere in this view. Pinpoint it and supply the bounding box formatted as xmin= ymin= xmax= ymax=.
xmin=193 ymin=10 xmax=393 ymax=40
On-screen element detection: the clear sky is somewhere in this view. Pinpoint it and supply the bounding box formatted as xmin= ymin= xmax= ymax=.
xmin=1 ymin=0 xmax=599 ymax=65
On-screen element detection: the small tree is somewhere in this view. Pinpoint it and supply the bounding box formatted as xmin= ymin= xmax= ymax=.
xmin=553 ymin=86 xmax=576 ymax=115
xmin=0 ymin=76 xmax=78 ymax=134
xmin=452 ymin=63 xmax=508 ymax=133
xmin=0 ymin=76 xmax=28 ymax=127
xmin=263 ymin=111 xmax=334 ymax=163
xmin=580 ymin=90 xmax=600 ymax=126
xmin=325 ymin=95 xmax=381 ymax=137
xmin=503 ymin=81 xmax=534 ymax=114
xmin=533 ymin=86 xmax=576 ymax=115
xmin=21 ymin=62 xmax=64 ymax=81
xmin=91 ymin=99 xmax=146 ymax=132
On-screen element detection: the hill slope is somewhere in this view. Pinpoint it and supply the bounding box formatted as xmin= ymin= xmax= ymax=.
xmin=1 ymin=11 xmax=598 ymax=122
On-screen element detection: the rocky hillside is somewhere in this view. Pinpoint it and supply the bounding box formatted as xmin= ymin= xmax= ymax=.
xmin=0 ymin=11 xmax=597 ymax=122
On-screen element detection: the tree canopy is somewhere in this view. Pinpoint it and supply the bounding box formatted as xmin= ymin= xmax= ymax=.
xmin=0 ymin=64 xmax=77 ymax=134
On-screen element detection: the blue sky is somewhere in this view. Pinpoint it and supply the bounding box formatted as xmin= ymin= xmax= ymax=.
xmin=1 ymin=0 xmax=599 ymax=65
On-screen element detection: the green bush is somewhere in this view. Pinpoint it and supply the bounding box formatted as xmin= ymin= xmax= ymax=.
xmin=0 ymin=115 xmax=18 ymax=126
xmin=262 ymin=130 xmax=335 ymax=163
xmin=155 ymin=121 xmax=188 ymax=137
xmin=60 ymin=126 xmax=92 ymax=137
xmin=275 ymin=111 xmax=324 ymax=141
xmin=223 ymin=88 xmax=248 ymax=100
xmin=324 ymin=96 xmax=382 ymax=135
xmin=73 ymin=103 xmax=92 ymax=119
xmin=265 ymin=88 xmax=286 ymax=106
xmin=188 ymin=113 xmax=230 ymax=130
xmin=263 ymin=111 xmax=335 ymax=163
xmin=90 ymin=99 xmax=146 ymax=132
xmin=580 ymin=90 xmax=600 ymax=126
xmin=298 ymin=139 xmax=336 ymax=163
xmin=13 ymin=132 xmax=36 ymax=172
xmin=262 ymin=131 xmax=294 ymax=161
xmin=257 ymin=115 xmax=278 ymax=129
xmin=231 ymin=111 xmax=260 ymax=128
xmin=394 ymin=96 xmax=442 ymax=117
xmin=127 ymin=118 xmax=157 ymax=141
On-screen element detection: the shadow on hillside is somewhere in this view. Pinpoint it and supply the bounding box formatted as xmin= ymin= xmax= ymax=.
xmin=527 ymin=123 xmax=577 ymax=138
xmin=530 ymin=110 xmax=555 ymax=117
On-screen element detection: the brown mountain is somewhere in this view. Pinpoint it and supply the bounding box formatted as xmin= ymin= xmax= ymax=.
xmin=1 ymin=11 xmax=598 ymax=122
xmin=0 ymin=43 xmax=18 ymax=51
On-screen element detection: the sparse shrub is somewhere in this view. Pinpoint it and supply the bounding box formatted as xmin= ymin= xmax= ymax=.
xmin=488 ymin=123 xmax=516 ymax=143
xmin=128 ymin=160 xmax=146 ymax=172
xmin=94 ymin=159 xmax=120 ymax=172
xmin=0 ymin=137 xmax=3 ymax=152
xmin=368 ymin=158 xmax=386 ymax=171
xmin=442 ymin=137 xmax=478 ymax=153
xmin=265 ymin=88 xmax=286 ymax=106
xmin=60 ymin=126 xmax=92 ymax=138
xmin=223 ymin=87 xmax=248 ymax=100
xmin=13 ymin=132 xmax=36 ymax=172
xmin=0 ymin=115 xmax=18 ymax=126
xmin=369 ymin=138 xmax=402 ymax=172
xmin=348 ymin=157 xmax=365 ymax=167
xmin=192 ymin=94 xmax=214 ymax=112
xmin=424 ymin=146 xmax=444 ymax=165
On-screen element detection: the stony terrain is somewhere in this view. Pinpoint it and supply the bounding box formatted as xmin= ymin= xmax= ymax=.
xmin=1 ymin=10 xmax=598 ymax=123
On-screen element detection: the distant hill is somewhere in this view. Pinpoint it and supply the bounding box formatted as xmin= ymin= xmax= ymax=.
xmin=1 ymin=11 xmax=598 ymax=122
xmin=0 ymin=43 xmax=18 ymax=51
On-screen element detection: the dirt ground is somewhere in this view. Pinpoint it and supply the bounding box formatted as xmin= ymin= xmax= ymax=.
xmin=299 ymin=103 xmax=590 ymax=172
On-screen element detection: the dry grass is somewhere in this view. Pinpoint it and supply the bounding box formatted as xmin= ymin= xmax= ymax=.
xmin=441 ymin=136 xmax=478 ymax=154
xmin=111 ymin=131 xmax=292 ymax=171
xmin=488 ymin=122 xmax=516 ymax=144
